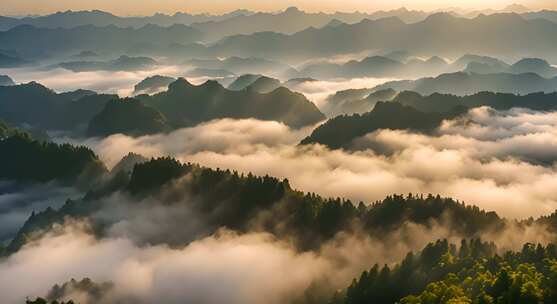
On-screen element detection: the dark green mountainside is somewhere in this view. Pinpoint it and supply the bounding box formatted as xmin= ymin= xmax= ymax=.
xmin=330 ymin=240 xmax=557 ymax=304
xmin=5 ymin=155 xmax=510 ymax=256
xmin=133 ymin=75 xmax=176 ymax=94
xmin=301 ymin=101 xmax=467 ymax=149
xmin=374 ymin=72 xmax=557 ymax=96
xmin=0 ymin=133 xmax=106 ymax=184
xmin=138 ymin=78 xmax=325 ymax=128
xmin=392 ymin=90 xmax=557 ymax=113
xmin=87 ymin=98 xmax=169 ymax=137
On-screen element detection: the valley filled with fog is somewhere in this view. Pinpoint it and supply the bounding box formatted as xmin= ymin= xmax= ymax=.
xmin=3 ymin=3 xmax=557 ymax=304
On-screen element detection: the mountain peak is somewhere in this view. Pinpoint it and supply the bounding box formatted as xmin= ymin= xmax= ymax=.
xmin=284 ymin=7 xmax=302 ymax=14
xmin=200 ymin=79 xmax=225 ymax=90
xmin=168 ymin=78 xmax=194 ymax=91
xmin=423 ymin=12 xmax=457 ymax=23
xmin=324 ymin=18 xmax=344 ymax=28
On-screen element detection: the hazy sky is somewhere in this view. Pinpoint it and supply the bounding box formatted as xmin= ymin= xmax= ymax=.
xmin=1 ymin=0 xmax=556 ymax=16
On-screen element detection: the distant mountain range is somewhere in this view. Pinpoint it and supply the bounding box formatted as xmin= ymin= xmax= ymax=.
xmin=373 ymin=71 xmax=557 ymax=95
xmin=302 ymin=90 xmax=557 ymax=149
xmin=210 ymin=13 xmax=557 ymax=61
xmin=186 ymin=56 xmax=291 ymax=77
xmin=226 ymin=74 xmax=318 ymax=94
xmin=0 ymin=23 xmax=203 ymax=58
xmin=392 ymin=90 xmax=557 ymax=113
xmin=1 ymin=6 xmax=548 ymax=38
xmin=57 ymin=55 xmax=158 ymax=72
xmin=295 ymin=55 xmax=448 ymax=79
xmin=0 ymin=7 xmax=431 ymax=39
xmin=4 ymin=8 xmax=557 ymax=62
xmin=291 ymin=54 xmax=557 ymax=80
xmin=0 ymin=9 xmax=251 ymax=31
xmin=464 ymin=57 xmax=557 ymax=78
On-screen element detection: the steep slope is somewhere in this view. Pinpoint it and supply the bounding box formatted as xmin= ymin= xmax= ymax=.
xmin=0 ymin=133 xmax=106 ymax=184
xmin=391 ymin=90 xmax=557 ymax=112
xmin=227 ymin=74 xmax=263 ymax=90
xmin=244 ymin=76 xmax=282 ymax=93
xmin=87 ymin=98 xmax=169 ymax=137
xmin=133 ymin=75 xmax=176 ymax=95
xmin=191 ymin=6 xmax=429 ymax=41
xmin=5 ymin=156 xmax=506 ymax=255
xmin=324 ymin=88 xmax=398 ymax=116
xmin=0 ymin=9 xmax=245 ymax=30
xmin=300 ymin=102 xmax=466 ymax=149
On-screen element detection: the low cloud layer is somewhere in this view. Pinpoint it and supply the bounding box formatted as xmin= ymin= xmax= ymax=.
xmin=0 ymin=66 xmax=185 ymax=96
xmin=288 ymin=77 xmax=398 ymax=108
xmin=59 ymin=107 xmax=557 ymax=219
xmin=0 ymin=181 xmax=81 ymax=242
xmin=0 ymin=222 xmax=368 ymax=304
xmin=2 ymin=214 xmax=554 ymax=304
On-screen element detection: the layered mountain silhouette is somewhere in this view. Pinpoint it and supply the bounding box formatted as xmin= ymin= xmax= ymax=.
xmin=451 ymin=54 xmax=510 ymax=70
xmin=137 ymin=78 xmax=325 ymax=128
xmin=87 ymin=98 xmax=169 ymax=137
xmin=211 ymin=13 xmax=557 ymax=61
xmin=391 ymin=90 xmax=557 ymax=113
xmin=5 ymin=154 xmax=510 ymax=255
xmin=227 ymin=74 xmax=263 ymax=90
xmin=58 ymin=55 xmax=157 ymax=72
xmin=227 ymin=74 xmax=316 ymax=93
xmin=373 ymin=71 xmax=557 ymax=95
xmin=304 ymin=89 xmax=557 ymax=149
xmin=296 ymin=55 xmax=449 ymax=79
xmin=300 ymin=102 xmax=467 ymax=149
xmin=241 ymin=76 xmax=282 ymax=93
xmin=0 ymin=24 xmax=203 ymax=58
xmin=509 ymin=58 xmax=557 ymax=77
xmin=190 ymin=7 xmax=430 ymax=41
xmin=522 ymin=9 xmax=557 ymax=23
xmin=186 ymin=56 xmax=291 ymax=76
xmin=133 ymin=75 xmax=176 ymax=95
xmin=0 ymin=9 xmax=251 ymax=31
xmin=323 ymin=88 xmax=398 ymax=116
xmin=462 ymin=57 xmax=557 ymax=77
